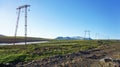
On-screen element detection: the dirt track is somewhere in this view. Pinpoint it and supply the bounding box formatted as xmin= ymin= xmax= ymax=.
xmin=16 ymin=42 xmax=120 ymax=67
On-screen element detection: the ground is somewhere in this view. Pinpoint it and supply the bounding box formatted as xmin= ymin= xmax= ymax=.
xmin=17 ymin=40 xmax=120 ymax=67
xmin=0 ymin=40 xmax=120 ymax=67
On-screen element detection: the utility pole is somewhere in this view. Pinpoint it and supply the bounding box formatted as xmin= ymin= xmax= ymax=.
xmin=95 ymin=33 xmax=99 ymax=40
xmin=84 ymin=30 xmax=87 ymax=39
xmin=88 ymin=31 xmax=90 ymax=40
xmin=14 ymin=5 xmax=30 ymax=45
xmin=14 ymin=8 xmax=21 ymax=45
xmin=84 ymin=30 xmax=90 ymax=40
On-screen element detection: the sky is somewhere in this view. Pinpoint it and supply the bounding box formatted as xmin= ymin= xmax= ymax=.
xmin=0 ymin=0 xmax=120 ymax=39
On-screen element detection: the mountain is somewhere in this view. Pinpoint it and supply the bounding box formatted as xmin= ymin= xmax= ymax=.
xmin=0 ymin=34 xmax=5 ymax=37
xmin=56 ymin=36 xmax=92 ymax=40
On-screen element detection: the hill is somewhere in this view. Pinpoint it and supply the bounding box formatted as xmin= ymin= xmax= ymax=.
xmin=0 ymin=36 xmax=50 ymax=43
xmin=0 ymin=34 xmax=5 ymax=37
xmin=56 ymin=36 xmax=92 ymax=40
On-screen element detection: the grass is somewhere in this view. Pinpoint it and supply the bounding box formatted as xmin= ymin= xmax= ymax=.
xmin=0 ymin=40 xmax=118 ymax=64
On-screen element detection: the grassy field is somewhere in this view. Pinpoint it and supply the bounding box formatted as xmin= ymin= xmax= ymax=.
xmin=0 ymin=40 xmax=117 ymax=65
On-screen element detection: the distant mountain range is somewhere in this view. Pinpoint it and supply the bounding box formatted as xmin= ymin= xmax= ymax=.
xmin=56 ymin=36 xmax=92 ymax=40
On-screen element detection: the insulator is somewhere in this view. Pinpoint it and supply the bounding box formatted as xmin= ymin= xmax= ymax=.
xmin=28 ymin=9 xmax=30 ymax=11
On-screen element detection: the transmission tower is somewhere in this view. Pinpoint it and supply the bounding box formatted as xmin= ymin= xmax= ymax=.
xmin=14 ymin=5 xmax=30 ymax=45
xmin=95 ymin=33 xmax=99 ymax=40
xmin=84 ymin=30 xmax=90 ymax=40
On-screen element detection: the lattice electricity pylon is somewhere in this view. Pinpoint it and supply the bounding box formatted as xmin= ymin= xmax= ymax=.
xmin=95 ymin=33 xmax=99 ymax=40
xmin=14 ymin=5 xmax=30 ymax=45
xmin=84 ymin=30 xmax=91 ymax=40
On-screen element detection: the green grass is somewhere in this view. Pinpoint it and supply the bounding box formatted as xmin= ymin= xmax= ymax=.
xmin=0 ymin=40 xmax=118 ymax=64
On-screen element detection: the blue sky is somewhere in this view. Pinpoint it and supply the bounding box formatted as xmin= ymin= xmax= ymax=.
xmin=0 ymin=0 xmax=120 ymax=39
